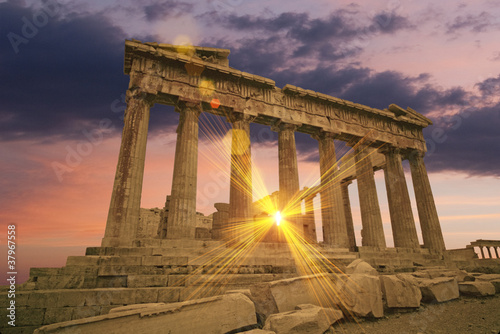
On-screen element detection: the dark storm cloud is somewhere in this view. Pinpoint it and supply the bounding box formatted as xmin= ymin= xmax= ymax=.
xmin=0 ymin=1 xmax=176 ymax=142
xmin=143 ymin=0 xmax=194 ymax=21
xmin=446 ymin=12 xmax=496 ymax=34
xmin=424 ymin=104 xmax=500 ymax=177
xmin=371 ymin=11 xmax=414 ymax=33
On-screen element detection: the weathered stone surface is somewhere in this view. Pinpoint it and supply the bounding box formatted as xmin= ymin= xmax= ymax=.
xmin=34 ymin=293 xmax=256 ymax=334
xmin=345 ymin=259 xmax=378 ymax=276
xmin=490 ymin=279 xmax=500 ymax=293
xmin=336 ymin=274 xmax=383 ymax=318
xmin=109 ymin=303 xmax=166 ymax=314
xmin=418 ymin=277 xmax=459 ymax=303
xmin=242 ymin=330 xmax=276 ymax=334
xmin=475 ymin=274 xmax=500 ymax=282
xmin=380 ymin=274 xmax=422 ymax=308
xmin=267 ymin=274 xmax=333 ymax=313
xmin=263 ymin=304 xmax=343 ymax=334
xmin=458 ymin=282 xmax=496 ymax=296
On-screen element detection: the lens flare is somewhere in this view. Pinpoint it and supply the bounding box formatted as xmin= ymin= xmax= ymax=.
xmin=275 ymin=211 xmax=282 ymax=226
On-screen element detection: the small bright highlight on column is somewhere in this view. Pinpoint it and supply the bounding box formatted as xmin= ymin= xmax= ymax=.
xmin=275 ymin=211 xmax=282 ymax=226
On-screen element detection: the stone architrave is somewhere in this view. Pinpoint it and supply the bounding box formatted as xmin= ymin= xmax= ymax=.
xmin=102 ymin=88 xmax=154 ymax=247
xmin=353 ymin=144 xmax=386 ymax=248
xmin=408 ymin=150 xmax=446 ymax=252
xmin=228 ymin=113 xmax=253 ymax=242
xmin=382 ymin=147 xmax=419 ymax=249
xmin=314 ymin=131 xmax=349 ymax=248
xmin=166 ymin=101 xmax=202 ymax=239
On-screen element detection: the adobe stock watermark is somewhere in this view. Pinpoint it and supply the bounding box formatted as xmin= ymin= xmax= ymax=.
xmin=7 ymin=0 xmax=61 ymax=54
xmin=51 ymin=93 xmax=126 ymax=182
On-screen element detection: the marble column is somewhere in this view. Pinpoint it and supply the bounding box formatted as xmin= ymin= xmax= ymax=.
xmin=341 ymin=179 xmax=357 ymax=251
xmin=479 ymin=247 xmax=486 ymax=259
xmin=304 ymin=194 xmax=317 ymax=242
xmin=315 ymin=132 xmax=349 ymax=248
xmin=495 ymin=247 xmax=499 ymax=258
xmin=408 ymin=150 xmax=446 ymax=252
xmin=102 ymin=88 xmax=154 ymax=247
xmin=487 ymin=247 xmax=493 ymax=259
xmin=228 ymin=113 xmax=253 ymax=242
xmin=276 ymin=122 xmax=302 ymax=236
xmin=166 ymin=101 xmax=201 ymax=239
xmin=382 ymin=147 xmax=420 ymax=249
xmin=354 ymin=144 xmax=386 ymax=248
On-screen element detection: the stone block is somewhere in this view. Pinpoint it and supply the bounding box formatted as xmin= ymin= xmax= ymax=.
xmin=43 ymin=307 xmax=74 ymax=325
xmin=141 ymin=256 xmax=163 ymax=266
xmin=127 ymin=275 xmax=168 ymax=288
xmin=263 ymin=304 xmax=343 ymax=334
xmin=34 ymin=293 xmax=257 ymax=334
xmin=157 ymin=287 xmax=181 ymax=303
xmin=16 ymin=307 xmax=46 ymax=326
xmin=72 ymin=306 xmax=102 ymax=320
xmin=418 ymin=277 xmax=459 ymax=303
xmin=56 ymin=290 xmax=89 ymax=307
xmin=96 ymin=275 xmax=127 ymax=288
xmin=345 ymin=259 xmax=378 ymax=276
xmin=29 ymin=292 xmax=59 ymax=308
xmin=335 ymin=274 xmax=384 ymax=318
xmin=241 ymin=330 xmax=276 ymax=334
xmin=268 ymin=274 xmax=333 ymax=313
xmin=490 ymin=279 xmax=500 ymax=293
xmin=475 ymin=274 xmax=500 ymax=282
xmin=168 ymin=275 xmax=187 ymax=287
xmin=380 ymin=275 xmax=421 ymax=308
xmin=135 ymin=288 xmax=159 ymax=303
xmin=458 ymin=282 xmax=495 ymax=296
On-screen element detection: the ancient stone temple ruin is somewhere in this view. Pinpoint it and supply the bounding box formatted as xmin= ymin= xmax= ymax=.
xmin=3 ymin=40 xmax=498 ymax=334
xmin=104 ymin=40 xmax=445 ymax=253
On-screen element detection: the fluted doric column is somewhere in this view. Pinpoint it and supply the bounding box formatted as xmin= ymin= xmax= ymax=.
xmin=354 ymin=144 xmax=386 ymax=248
xmin=314 ymin=132 xmax=349 ymax=248
xmin=166 ymin=101 xmax=201 ymax=239
xmin=408 ymin=150 xmax=446 ymax=252
xmin=102 ymin=88 xmax=154 ymax=247
xmin=228 ymin=113 xmax=253 ymax=242
xmin=304 ymin=193 xmax=317 ymax=242
xmin=382 ymin=147 xmax=420 ymax=249
xmin=341 ymin=179 xmax=357 ymax=251
xmin=274 ymin=121 xmax=303 ymax=237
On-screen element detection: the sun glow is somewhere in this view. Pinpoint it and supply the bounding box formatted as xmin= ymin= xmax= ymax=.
xmin=275 ymin=211 xmax=282 ymax=226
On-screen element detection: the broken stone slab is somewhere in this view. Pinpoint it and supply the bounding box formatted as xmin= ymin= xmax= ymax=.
xmin=417 ymin=277 xmax=459 ymax=303
xmin=34 ymin=293 xmax=256 ymax=334
xmin=489 ymin=280 xmax=500 ymax=293
xmin=335 ymin=274 xmax=384 ymax=318
xmin=380 ymin=274 xmax=422 ymax=308
xmin=458 ymin=282 xmax=496 ymax=297
xmin=263 ymin=304 xmax=343 ymax=334
xmin=241 ymin=330 xmax=276 ymax=334
xmin=345 ymin=259 xmax=378 ymax=276
xmin=411 ymin=269 xmax=474 ymax=282
xmin=475 ymin=274 xmax=500 ymax=282
xmin=108 ymin=303 xmax=166 ymax=314
xmin=266 ymin=274 xmax=337 ymax=313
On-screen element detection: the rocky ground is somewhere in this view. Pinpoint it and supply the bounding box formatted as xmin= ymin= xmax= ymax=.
xmin=330 ymin=294 xmax=500 ymax=334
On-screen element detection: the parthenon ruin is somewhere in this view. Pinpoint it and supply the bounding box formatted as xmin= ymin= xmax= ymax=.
xmin=103 ymin=39 xmax=445 ymax=253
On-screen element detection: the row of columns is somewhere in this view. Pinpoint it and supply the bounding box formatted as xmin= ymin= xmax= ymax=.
xmin=103 ymin=91 xmax=445 ymax=254
xmin=477 ymin=246 xmax=500 ymax=259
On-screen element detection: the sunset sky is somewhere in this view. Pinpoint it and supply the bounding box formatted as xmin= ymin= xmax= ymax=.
xmin=1 ymin=0 xmax=500 ymax=283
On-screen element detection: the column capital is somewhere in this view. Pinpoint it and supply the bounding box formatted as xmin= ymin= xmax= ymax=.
xmin=228 ymin=111 xmax=256 ymax=124
xmin=311 ymin=129 xmax=340 ymax=141
xmin=378 ymin=145 xmax=401 ymax=156
xmin=405 ymin=149 xmax=425 ymax=161
xmin=126 ymin=88 xmax=156 ymax=106
xmin=175 ymin=100 xmax=202 ymax=116
xmin=271 ymin=119 xmax=301 ymax=132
